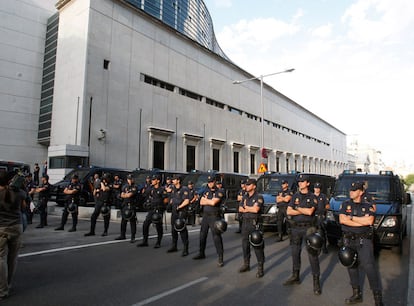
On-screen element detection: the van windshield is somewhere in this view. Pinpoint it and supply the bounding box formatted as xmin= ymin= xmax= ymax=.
xmin=333 ymin=176 xmax=391 ymax=203
xmin=257 ymin=176 xmax=295 ymax=194
xmin=182 ymin=173 xmax=212 ymax=189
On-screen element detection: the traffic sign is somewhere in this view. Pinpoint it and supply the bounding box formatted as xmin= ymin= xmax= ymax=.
xmin=258 ymin=163 xmax=267 ymax=173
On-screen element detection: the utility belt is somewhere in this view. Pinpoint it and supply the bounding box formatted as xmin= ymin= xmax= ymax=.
xmin=203 ymin=211 xmax=220 ymax=217
xmin=291 ymin=222 xmax=312 ymax=228
xmin=243 ymin=217 xmax=260 ymax=226
xmin=343 ymin=231 xmax=373 ymax=240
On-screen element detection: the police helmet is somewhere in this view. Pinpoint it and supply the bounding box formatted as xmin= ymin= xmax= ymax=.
xmin=214 ymin=219 xmax=228 ymax=234
xmin=249 ymin=230 xmax=264 ymax=247
xmin=67 ymin=201 xmax=77 ymax=213
xmin=173 ymin=218 xmax=186 ymax=232
xmin=100 ymin=203 xmax=110 ymax=216
xmin=306 ymin=232 xmax=324 ymax=255
xmin=151 ymin=211 xmax=162 ymax=224
xmin=122 ymin=207 xmax=134 ymax=220
xmin=338 ymin=246 xmax=358 ymax=268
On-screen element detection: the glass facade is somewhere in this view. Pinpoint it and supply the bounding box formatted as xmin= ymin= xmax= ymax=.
xmin=124 ymin=0 xmax=230 ymax=60
xmin=38 ymin=12 xmax=59 ymax=145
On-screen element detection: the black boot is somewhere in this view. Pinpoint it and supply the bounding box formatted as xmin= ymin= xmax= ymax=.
xmin=84 ymin=231 xmax=95 ymax=236
xmin=181 ymin=243 xmax=189 ymax=257
xmin=130 ymin=234 xmax=135 ymax=243
xmin=283 ymin=270 xmax=300 ymax=286
xmin=68 ymin=227 xmax=76 ymax=232
xmin=193 ymin=252 xmax=206 ymax=260
xmin=154 ymin=239 xmax=161 ymax=248
xmin=239 ymin=260 xmax=250 ymax=273
xmin=275 ymin=234 xmax=283 ymax=242
xmin=217 ymin=254 xmax=224 ymax=267
xmin=167 ymin=243 xmax=178 ymax=253
xmin=256 ymin=262 xmax=264 ymax=278
xmin=313 ymin=275 xmax=321 ymax=295
xmin=137 ymin=239 xmax=148 ymax=247
xmin=345 ymin=287 xmax=363 ymax=304
xmin=373 ymin=290 xmax=384 ymax=306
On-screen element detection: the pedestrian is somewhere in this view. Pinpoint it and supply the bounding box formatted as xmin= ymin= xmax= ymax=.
xmin=115 ymin=174 xmax=138 ymax=242
xmin=85 ymin=173 xmax=112 ymax=237
xmin=137 ymin=174 xmax=167 ymax=248
xmin=338 ymin=181 xmax=383 ymax=305
xmin=33 ymin=163 xmax=40 ymax=186
xmin=235 ymin=180 xmax=246 ymax=233
xmin=167 ymin=174 xmax=190 ymax=256
xmin=41 ymin=160 xmax=47 ymax=177
xmin=34 ymin=174 xmax=51 ymax=228
xmin=314 ymin=182 xmax=329 ymax=253
xmin=283 ymin=174 xmax=321 ymax=295
xmin=238 ymin=178 xmax=265 ymax=278
xmin=0 ymin=171 xmax=26 ymax=301
xmin=193 ymin=176 xmax=225 ymax=267
xmin=55 ymin=174 xmax=81 ymax=232
xmin=275 ymin=179 xmax=293 ymax=242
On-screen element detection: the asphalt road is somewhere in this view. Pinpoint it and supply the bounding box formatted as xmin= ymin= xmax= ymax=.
xmin=2 ymin=207 xmax=411 ymax=306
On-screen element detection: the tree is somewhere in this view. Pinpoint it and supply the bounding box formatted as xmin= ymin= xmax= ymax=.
xmin=404 ymin=174 xmax=414 ymax=190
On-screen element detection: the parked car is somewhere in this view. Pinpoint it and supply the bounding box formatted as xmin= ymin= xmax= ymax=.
xmin=0 ymin=160 xmax=30 ymax=175
xmin=49 ymin=166 xmax=131 ymax=206
xmin=326 ymin=170 xmax=409 ymax=253
xmin=257 ymin=171 xmax=335 ymax=231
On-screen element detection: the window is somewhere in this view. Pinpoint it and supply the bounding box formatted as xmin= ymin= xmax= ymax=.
xmin=103 ymin=59 xmax=110 ymax=70
xmin=186 ymin=145 xmax=196 ymax=172
xmin=233 ymin=151 xmax=239 ymax=173
xmin=153 ymin=141 xmax=165 ymax=170
xmin=250 ymin=154 xmax=255 ymax=174
xmin=276 ymin=157 xmax=280 ymax=172
xmin=213 ymin=148 xmax=220 ymax=171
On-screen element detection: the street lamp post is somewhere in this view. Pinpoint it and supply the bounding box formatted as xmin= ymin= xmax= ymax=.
xmin=233 ymin=68 xmax=295 ymax=170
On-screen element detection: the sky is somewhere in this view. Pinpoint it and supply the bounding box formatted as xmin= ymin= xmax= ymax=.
xmin=203 ymin=0 xmax=414 ymax=170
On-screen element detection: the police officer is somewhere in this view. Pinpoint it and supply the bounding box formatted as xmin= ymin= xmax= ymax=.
xmin=339 ymin=181 xmax=383 ymax=305
xmin=34 ymin=174 xmax=51 ymax=228
xmin=115 ymin=174 xmax=138 ymax=242
xmin=275 ymin=180 xmax=293 ymax=242
xmin=235 ymin=180 xmax=246 ymax=233
xmin=314 ymin=182 xmax=329 ymax=253
xmin=284 ymin=174 xmax=321 ymax=295
xmin=112 ymin=174 xmax=123 ymax=209
xmin=167 ymin=174 xmax=190 ymax=256
xmin=55 ymin=174 xmax=81 ymax=232
xmin=25 ymin=173 xmax=36 ymax=224
xmin=238 ymin=178 xmax=265 ymax=278
xmin=186 ymin=180 xmax=198 ymax=226
xmin=85 ymin=173 xmax=112 ymax=237
xmin=193 ymin=176 xmax=225 ymax=267
xmin=137 ymin=174 xmax=167 ymax=248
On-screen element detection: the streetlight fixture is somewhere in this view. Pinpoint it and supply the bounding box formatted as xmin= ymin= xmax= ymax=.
xmin=233 ymin=68 xmax=295 ymax=171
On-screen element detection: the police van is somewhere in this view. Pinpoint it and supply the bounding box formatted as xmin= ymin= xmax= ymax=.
xmin=257 ymin=171 xmax=335 ymax=231
xmin=181 ymin=170 xmax=248 ymax=213
xmin=49 ymin=166 xmax=131 ymax=206
xmin=326 ymin=170 xmax=410 ymax=253
xmin=0 ymin=160 xmax=30 ymax=175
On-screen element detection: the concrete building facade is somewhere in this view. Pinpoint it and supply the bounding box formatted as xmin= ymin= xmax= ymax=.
xmin=1 ymin=0 xmax=347 ymax=183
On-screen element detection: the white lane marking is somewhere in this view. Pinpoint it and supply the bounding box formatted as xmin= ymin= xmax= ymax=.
xmin=18 ymin=229 xmax=200 ymax=258
xmin=132 ymin=277 xmax=208 ymax=306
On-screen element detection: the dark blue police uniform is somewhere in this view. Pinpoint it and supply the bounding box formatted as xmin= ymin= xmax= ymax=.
xmin=240 ymin=190 xmax=265 ymax=267
xmin=55 ymin=180 xmax=81 ymax=231
xmin=193 ymin=184 xmax=224 ymax=265
xmin=139 ymin=183 xmax=167 ymax=247
xmin=167 ymin=184 xmax=190 ymax=256
xmin=340 ymin=197 xmax=382 ymax=300
xmin=86 ymin=178 xmax=111 ymax=236
xmin=117 ymin=182 xmax=138 ymax=241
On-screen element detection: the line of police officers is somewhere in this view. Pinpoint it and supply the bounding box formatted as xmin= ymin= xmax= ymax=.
xmin=46 ymin=171 xmax=383 ymax=305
